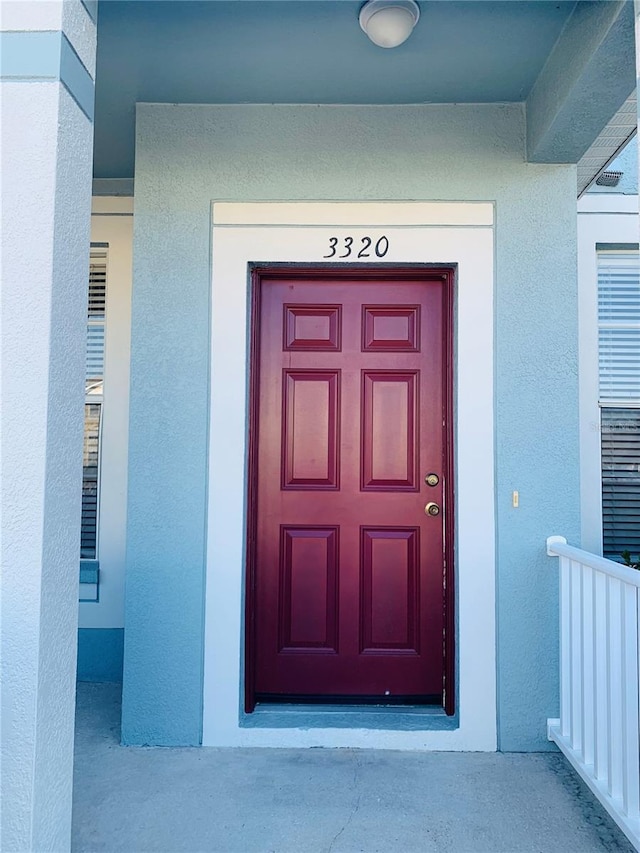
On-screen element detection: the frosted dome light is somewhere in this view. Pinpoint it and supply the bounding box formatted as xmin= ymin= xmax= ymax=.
xmin=359 ymin=0 xmax=420 ymax=48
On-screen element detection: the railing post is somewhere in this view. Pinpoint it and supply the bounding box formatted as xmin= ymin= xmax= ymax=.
xmin=581 ymin=562 xmax=595 ymax=767
xmin=621 ymin=583 xmax=640 ymax=818
xmin=548 ymin=537 xmax=570 ymax=740
xmin=594 ymin=569 xmax=609 ymax=782
xmin=608 ymin=576 xmax=623 ymax=801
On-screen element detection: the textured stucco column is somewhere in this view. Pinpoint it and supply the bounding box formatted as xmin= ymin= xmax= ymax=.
xmin=1 ymin=3 xmax=96 ymax=850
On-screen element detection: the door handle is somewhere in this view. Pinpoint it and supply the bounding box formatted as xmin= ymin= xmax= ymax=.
xmin=424 ymin=502 xmax=440 ymax=517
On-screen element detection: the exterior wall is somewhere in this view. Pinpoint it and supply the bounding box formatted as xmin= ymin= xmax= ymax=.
xmin=125 ymin=103 xmax=581 ymax=750
xmin=77 ymin=628 xmax=125 ymax=682
xmin=77 ymin=197 xmax=133 ymax=682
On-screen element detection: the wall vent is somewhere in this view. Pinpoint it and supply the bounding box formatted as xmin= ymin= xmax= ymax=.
xmin=596 ymin=171 xmax=623 ymax=187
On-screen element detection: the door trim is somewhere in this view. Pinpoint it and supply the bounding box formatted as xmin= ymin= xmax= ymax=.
xmin=204 ymin=201 xmax=496 ymax=750
xmin=245 ymin=266 xmax=455 ymax=714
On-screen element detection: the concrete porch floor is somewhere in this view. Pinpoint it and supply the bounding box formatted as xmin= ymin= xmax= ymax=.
xmin=73 ymin=684 xmax=634 ymax=853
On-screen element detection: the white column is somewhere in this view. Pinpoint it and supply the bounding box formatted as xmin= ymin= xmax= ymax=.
xmin=1 ymin=3 xmax=96 ymax=850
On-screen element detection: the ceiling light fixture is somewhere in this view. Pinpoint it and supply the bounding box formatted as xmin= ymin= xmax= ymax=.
xmin=359 ymin=0 xmax=420 ymax=48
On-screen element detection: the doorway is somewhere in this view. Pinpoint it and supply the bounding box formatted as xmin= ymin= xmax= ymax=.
xmin=246 ymin=268 xmax=454 ymax=713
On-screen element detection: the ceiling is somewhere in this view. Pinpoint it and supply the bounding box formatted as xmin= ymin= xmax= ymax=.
xmin=94 ymin=0 xmax=581 ymax=178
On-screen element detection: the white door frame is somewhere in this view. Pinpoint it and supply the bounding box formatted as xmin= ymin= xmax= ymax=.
xmin=203 ymin=201 xmax=497 ymax=749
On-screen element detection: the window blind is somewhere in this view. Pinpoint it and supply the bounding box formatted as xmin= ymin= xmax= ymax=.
xmin=598 ymin=252 xmax=640 ymax=402
xmin=81 ymin=249 xmax=107 ymax=562
xmin=81 ymin=402 xmax=101 ymax=559
xmin=602 ymin=408 xmax=640 ymax=559
xmin=86 ymin=253 xmax=106 ymax=395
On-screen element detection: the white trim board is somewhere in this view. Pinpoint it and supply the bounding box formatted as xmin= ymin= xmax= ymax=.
xmin=203 ymin=201 xmax=497 ymax=750
xmin=213 ymin=201 xmax=494 ymax=227
xmin=577 ymin=195 xmax=639 ymax=215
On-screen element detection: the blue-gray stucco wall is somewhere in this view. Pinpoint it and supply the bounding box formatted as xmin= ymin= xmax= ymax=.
xmin=77 ymin=628 xmax=124 ymax=682
xmin=124 ymin=103 xmax=581 ymax=749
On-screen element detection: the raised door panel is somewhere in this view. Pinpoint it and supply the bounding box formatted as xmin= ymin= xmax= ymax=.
xmin=284 ymin=305 xmax=342 ymax=351
xmin=360 ymin=528 xmax=420 ymax=654
xmin=282 ymin=370 xmax=340 ymax=489
xmin=279 ymin=527 xmax=339 ymax=652
xmin=361 ymin=371 xmax=418 ymax=491
xmin=362 ymin=305 xmax=420 ymax=351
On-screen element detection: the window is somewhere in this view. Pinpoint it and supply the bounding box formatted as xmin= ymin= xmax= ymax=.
xmin=81 ymin=249 xmax=107 ymax=563
xmin=598 ymin=250 xmax=640 ymax=559
xmin=81 ymin=403 xmax=102 ymax=559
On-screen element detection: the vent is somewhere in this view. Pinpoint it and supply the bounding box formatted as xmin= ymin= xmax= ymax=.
xmin=596 ymin=171 xmax=623 ymax=187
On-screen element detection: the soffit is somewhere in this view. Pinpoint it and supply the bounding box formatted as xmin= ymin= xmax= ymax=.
xmin=94 ymin=0 xmax=577 ymax=178
xmin=577 ymin=93 xmax=638 ymax=197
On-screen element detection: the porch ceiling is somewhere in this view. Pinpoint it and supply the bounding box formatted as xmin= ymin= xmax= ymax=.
xmin=93 ymin=0 xmax=636 ymax=182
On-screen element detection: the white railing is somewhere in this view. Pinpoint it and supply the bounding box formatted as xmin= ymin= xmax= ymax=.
xmin=546 ymin=536 xmax=640 ymax=851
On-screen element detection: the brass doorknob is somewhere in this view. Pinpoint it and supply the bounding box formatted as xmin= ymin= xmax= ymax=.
xmin=424 ymin=502 xmax=440 ymax=517
xmin=425 ymin=473 xmax=439 ymax=487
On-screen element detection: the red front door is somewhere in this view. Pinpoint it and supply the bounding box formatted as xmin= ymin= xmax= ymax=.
xmin=248 ymin=268 xmax=453 ymax=708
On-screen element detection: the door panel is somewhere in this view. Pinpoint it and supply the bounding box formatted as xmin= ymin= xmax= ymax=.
xmin=362 ymin=305 xmax=420 ymax=351
xmin=362 ymin=371 xmax=418 ymax=490
xmin=279 ymin=526 xmax=339 ymax=652
xmin=360 ymin=527 xmax=420 ymax=653
xmin=248 ymin=269 xmax=453 ymax=706
xmin=284 ymin=305 xmax=342 ymax=351
xmin=282 ymin=371 xmax=340 ymax=489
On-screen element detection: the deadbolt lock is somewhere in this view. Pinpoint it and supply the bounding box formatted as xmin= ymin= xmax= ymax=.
xmin=425 ymin=502 xmax=440 ymax=517
xmin=425 ymin=473 xmax=439 ymax=487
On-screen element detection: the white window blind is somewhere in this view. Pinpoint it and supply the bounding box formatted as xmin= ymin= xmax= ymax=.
xmin=598 ymin=251 xmax=640 ymax=403
xmin=598 ymin=249 xmax=640 ymax=561
xmin=81 ymin=248 xmax=107 ymax=561
xmin=86 ymin=251 xmax=106 ymax=397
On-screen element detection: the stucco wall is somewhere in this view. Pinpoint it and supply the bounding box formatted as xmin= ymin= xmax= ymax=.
xmin=126 ymin=103 xmax=581 ymax=750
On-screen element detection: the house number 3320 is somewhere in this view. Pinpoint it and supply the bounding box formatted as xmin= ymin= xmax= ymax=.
xmin=323 ymin=236 xmax=389 ymax=259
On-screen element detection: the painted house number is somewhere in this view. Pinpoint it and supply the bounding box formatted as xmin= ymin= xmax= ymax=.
xmin=323 ymin=236 xmax=389 ymax=259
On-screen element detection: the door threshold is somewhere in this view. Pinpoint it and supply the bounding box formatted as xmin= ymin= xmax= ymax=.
xmin=241 ymin=702 xmax=458 ymax=732
xmin=255 ymin=693 xmax=441 ymax=706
